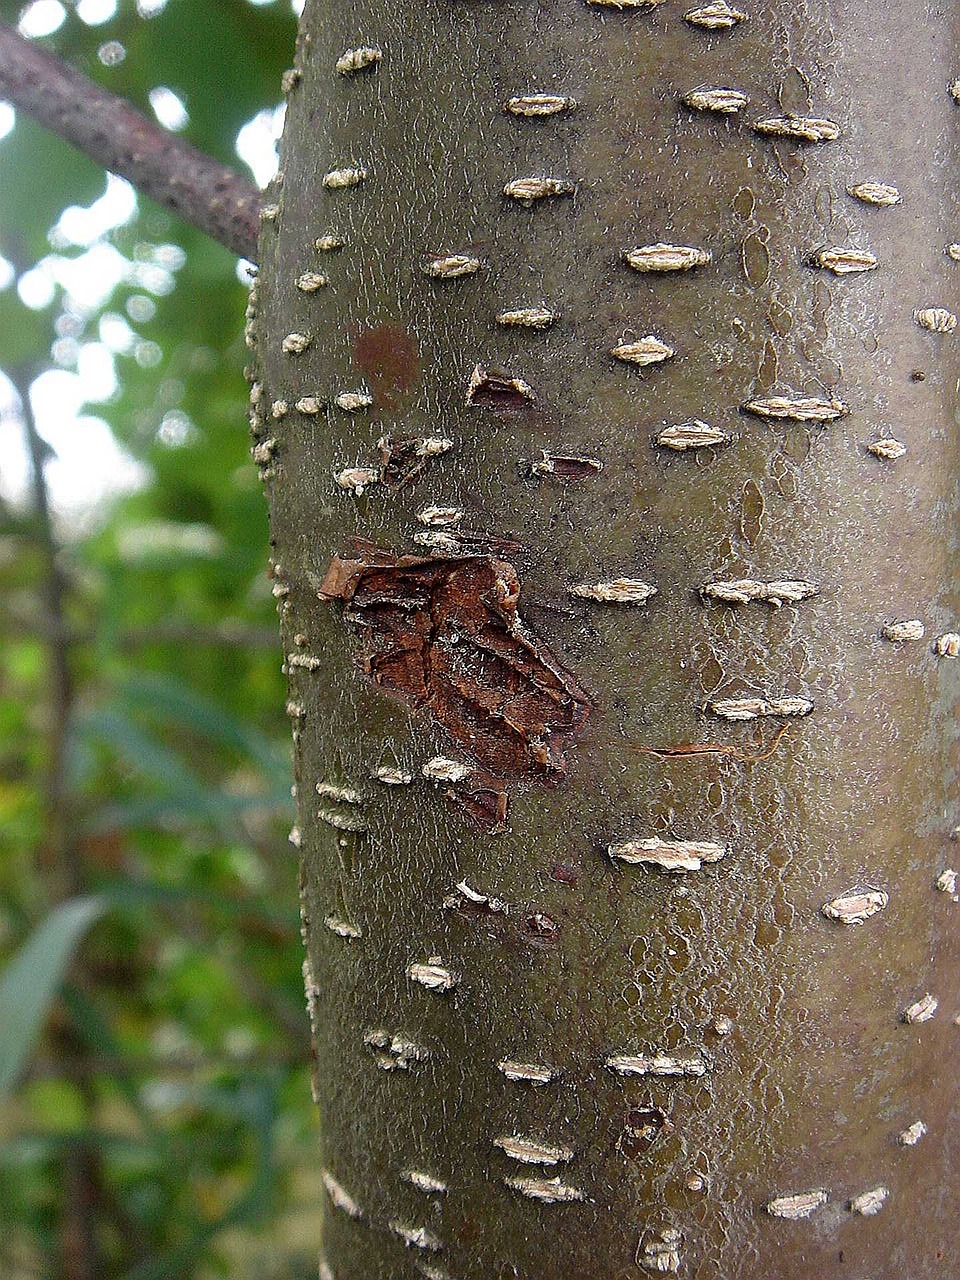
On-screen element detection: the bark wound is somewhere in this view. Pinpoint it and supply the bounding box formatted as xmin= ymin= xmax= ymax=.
xmin=318 ymin=550 xmax=591 ymax=828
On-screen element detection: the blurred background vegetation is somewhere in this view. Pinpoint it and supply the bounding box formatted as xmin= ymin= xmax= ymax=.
xmin=0 ymin=3 xmax=324 ymax=1276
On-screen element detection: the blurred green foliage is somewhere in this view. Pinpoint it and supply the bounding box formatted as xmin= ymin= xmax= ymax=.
xmin=0 ymin=3 xmax=326 ymax=1276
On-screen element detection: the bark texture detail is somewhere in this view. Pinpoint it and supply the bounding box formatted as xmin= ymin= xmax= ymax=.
xmin=252 ymin=2 xmax=960 ymax=1277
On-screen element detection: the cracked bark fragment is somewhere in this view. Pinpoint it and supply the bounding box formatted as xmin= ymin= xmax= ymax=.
xmin=318 ymin=550 xmax=590 ymax=826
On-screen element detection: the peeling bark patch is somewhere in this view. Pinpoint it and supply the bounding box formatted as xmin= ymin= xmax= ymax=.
xmin=865 ymin=437 xmax=906 ymax=460
xmin=363 ymin=1029 xmax=429 ymax=1071
xmin=336 ymin=46 xmax=382 ymax=75
xmin=605 ymin=1053 xmax=707 ymax=1078
xmin=466 ymin=364 xmax=536 ymax=410
xmin=497 ymin=306 xmax=557 ymax=329
xmin=610 ymin=336 xmax=675 ymax=367
xmin=684 ymin=2 xmax=748 ymax=27
xmin=898 ymin=1120 xmax=927 ymax=1146
xmin=850 ymin=1186 xmax=888 ymax=1216
xmin=821 ymin=888 xmax=888 ymax=924
xmin=707 ymin=695 xmax=812 ymax=720
xmin=353 ymin=325 xmax=419 ymax=411
xmin=742 ymin=395 xmax=847 ymax=422
xmin=530 ymin=450 xmax=603 ymax=478
xmin=934 ymin=632 xmax=960 ymax=656
xmin=407 ymin=959 xmax=458 ymax=991
xmin=318 ymin=551 xmax=591 ymax=782
xmin=498 ymin=1060 xmax=557 ymax=1084
xmin=765 ymin=1189 xmax=827 ymax=1219
xmin=569 ymin=579 xmax=657 ymax=605
xmin=504 ymin=1175 xmax=584 ymax=1203
xmin=700 ymin=578 xmax=818 ymax=607
xmin=523 ymin=911 xmax=560 ymax=940
xmin=322 ymin=1169 xmax=362 ymax=1219
xmin=682 ymin=86 xmax=749 ymax=114
xmin=655 ymin=420 xmax=730 ymax=451
xmin=915 ymin=307 xmax=957 ymax=333
xmin=378 ymin=434 xmax=453 ymax=490
xmin=902 ymin=993 xmax=938 ymax=1024
xmin=623 ymin=243 xmax=712 ymax=272
xmin=506 ymin=94 xmax=577 ymax=117
xmin=403 ymin=1170 xmax=448 ymax=1194
xmin=609 ymin=836 xmax=727 ymax=872
xmin=638 ymin=1227 xmax=682 ymax=1274
xmin=882 ymin=619 xmax=925 ymax=641
xmin=390 ymin=1221 xmax=443 ymax=1252
xmin=847 ymin=181 xmax=901 ymax=206
xmin=808 ymin=247 xmax=877 ymax=275
xmin=753 ymin=115 xmax=839 ymax=143
xmin=620 ymin=1106 xmax=671 ymax=1156
xmin=494 ymin=1135 xmax=574 ymax=1165
xmin=503 ymin=176 xmax=576 ymax=204
xmin=452 ymin=786 xmax=510 ymax=831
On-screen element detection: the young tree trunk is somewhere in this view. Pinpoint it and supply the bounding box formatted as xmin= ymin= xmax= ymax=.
xmin=252 ymin=3 xmax=960 ymax=1276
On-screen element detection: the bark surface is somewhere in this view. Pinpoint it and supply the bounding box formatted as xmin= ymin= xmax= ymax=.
xmin=252 ymin=3 xmax=960 ymax=1277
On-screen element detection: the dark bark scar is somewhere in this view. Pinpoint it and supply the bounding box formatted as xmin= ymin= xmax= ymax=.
xmin=318 ymin=549 xmax=592 ymax=827
xmin=352 ymin=324 xmax=419 ymax=412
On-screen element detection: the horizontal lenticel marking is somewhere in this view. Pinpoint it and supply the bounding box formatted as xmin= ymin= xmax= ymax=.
xmin=765 ymin=1189 xmax=827 ymax=1219
xmin=608 ymin=837 xmax=727 ymax=872
xmin=683 ymin=2 xmax=748 ymax=28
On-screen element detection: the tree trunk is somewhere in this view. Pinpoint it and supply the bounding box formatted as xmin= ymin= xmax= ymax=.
xmin=251 ymin=3 xmax=960 ymax=1276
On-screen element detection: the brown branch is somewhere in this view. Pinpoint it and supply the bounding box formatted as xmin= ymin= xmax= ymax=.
xmin=0 ymin=22 xmax=262 ymax=260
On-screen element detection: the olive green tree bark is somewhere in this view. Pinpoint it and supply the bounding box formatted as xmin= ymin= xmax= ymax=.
xmin=252 ymin=3 xmax=960 ymax=1277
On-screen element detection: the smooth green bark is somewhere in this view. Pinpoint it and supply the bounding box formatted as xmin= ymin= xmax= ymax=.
xmin=253 ymin=3 xmax=960 ymax=1276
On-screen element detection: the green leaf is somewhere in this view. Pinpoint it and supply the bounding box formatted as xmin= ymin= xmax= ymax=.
xmin=0 ymin=897 xmax=106 ymax=1101
xmin=117 ymin=671 xmax=286 ymax=778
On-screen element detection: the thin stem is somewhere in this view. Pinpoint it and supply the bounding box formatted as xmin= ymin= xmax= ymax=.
xmin=14 ymin=368 xmax=103 ymax=1280
xmin=13 ymin=367 xmax=74 ymax=889
xmin=0 ymin=22 xmax=262 ymax=260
